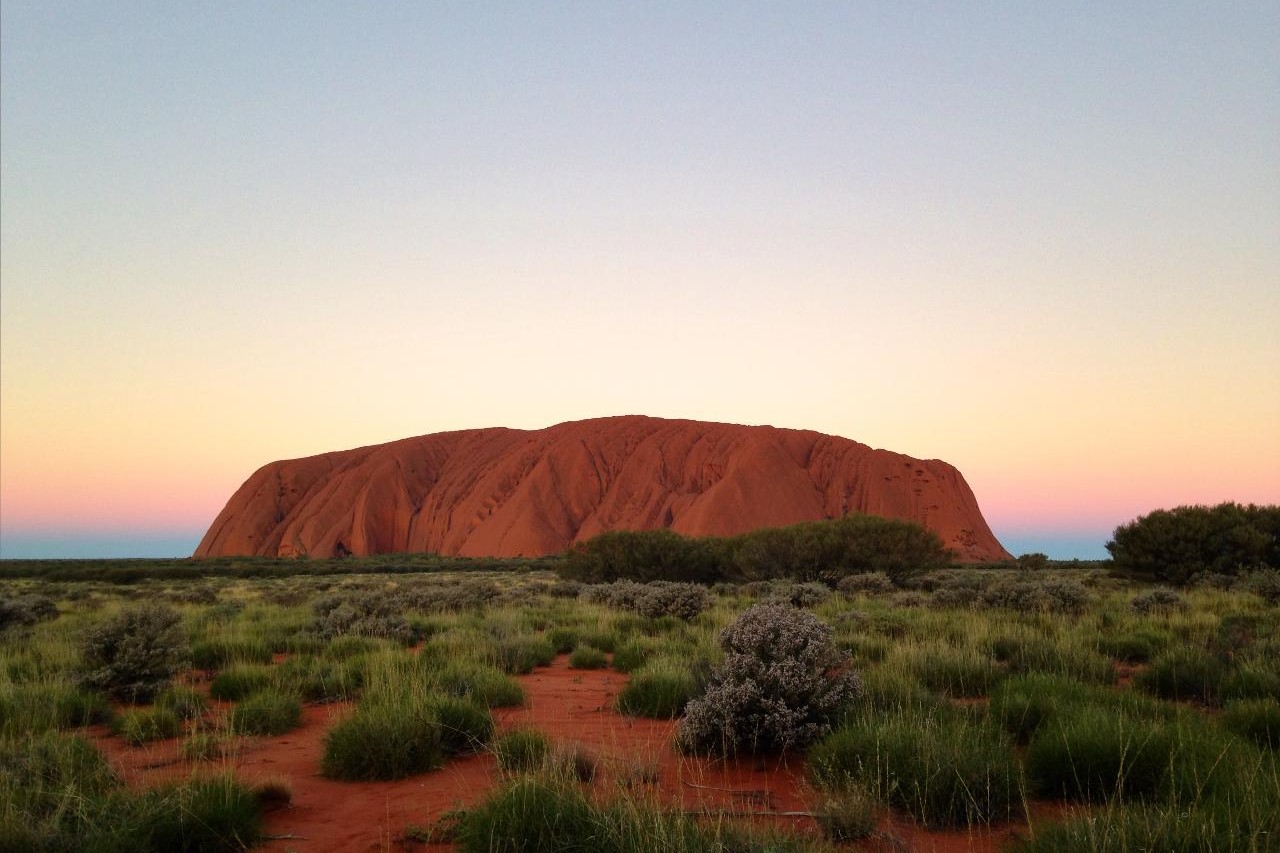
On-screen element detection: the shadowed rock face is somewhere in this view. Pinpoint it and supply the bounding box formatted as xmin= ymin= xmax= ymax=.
xmin=195 ymin=416 xmax=1011 ymax=562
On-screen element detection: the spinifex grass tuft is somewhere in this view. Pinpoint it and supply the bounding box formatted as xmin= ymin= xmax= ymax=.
xmin=810 ymin=705 xmax=1022 ymax=828
xmin=230 ymin=689 xmax=302 ymax=736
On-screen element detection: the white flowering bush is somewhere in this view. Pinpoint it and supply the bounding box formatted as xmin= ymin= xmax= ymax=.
xmin=677 ymin=603 xmax=861 ymax=754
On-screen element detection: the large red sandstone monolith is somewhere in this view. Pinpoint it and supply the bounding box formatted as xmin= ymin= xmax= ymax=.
xmin=195 ymin=415 xmax=1010 ymax=562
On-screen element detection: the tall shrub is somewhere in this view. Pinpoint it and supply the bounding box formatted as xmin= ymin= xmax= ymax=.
xmin=677 ymin=604 xmax=860 ymax=754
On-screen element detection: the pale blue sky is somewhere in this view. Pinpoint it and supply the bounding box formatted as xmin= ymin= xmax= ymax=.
xmin=3 ymin=3 xmax=1277 ymax=559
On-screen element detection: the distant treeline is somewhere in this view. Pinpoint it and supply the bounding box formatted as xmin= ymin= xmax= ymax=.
xmin=559 ymin=515 xmax=955 ymax=585
xmin=0 ymin=553 xmax=556 ymax=583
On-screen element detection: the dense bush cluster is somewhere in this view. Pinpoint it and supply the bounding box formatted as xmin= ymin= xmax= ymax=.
xmin=562 ymin=515 xmax=952 ymax=585
xmin=312 ymin=591 xmax=416 ymax=644
xmin=77 ymin=604 xmax=190 ymax=702
xmin=581 ymin=580 xmax=710 ymax=621
xmin=677 ymin=604 xmax=860 ymax=754
xmin=1107 ymin=503 xmax=1280 ymax=585
xmin=0 ymin=593 xmax=58 ymax=631
xmin=914 ymin=572 xmax=1091 ymax=614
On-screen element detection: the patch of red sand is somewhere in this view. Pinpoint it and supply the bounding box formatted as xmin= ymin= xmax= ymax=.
xmin=91 ymin=657 xmax=1041 ymax=852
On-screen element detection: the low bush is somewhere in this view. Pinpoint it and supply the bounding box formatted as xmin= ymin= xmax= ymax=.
xmin=634 ymin=582 xmax=712 ymax=621
xmin=677 ymin=604 xmax=861 ymax=754
xmin=312 ymin=591 xmax=416 ymax=644
xmin=836 ymin=572 xmax=895 ymax=596
xmin=810 ymin=707 xmax=1021 ymax=828
xmin=78 ymin=604 xmax=190 ymax=702
xmin=230 ymin=689 xmax=302 ymax=736
xmin=0 ymin=593 xmax=58 ymax=631
xmin=1130 ymin=588 xmax=1186 ymax=614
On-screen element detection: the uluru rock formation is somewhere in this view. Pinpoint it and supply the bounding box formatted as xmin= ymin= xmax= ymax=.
xmin=195 ymin=416 xmax=1011 ymax=562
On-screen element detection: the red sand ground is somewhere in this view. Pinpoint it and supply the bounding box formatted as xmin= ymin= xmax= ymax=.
xmin=91 ymin=657 xmax=1047 ymax=852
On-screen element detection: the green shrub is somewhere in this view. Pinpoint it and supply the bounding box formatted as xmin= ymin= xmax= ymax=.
xmin=113 ymin=707 xmax=182 ymax=745
xmin=1135 ymin=648 xmax=1222 ymax=703
xmin=810 ymin=707 xmax=1021 ymax=828
xmin=209 ymin=664 xmax=274 ymax=701
xmin=493 ymin=727 xmax=552 ymax=774
xmin=321 ymin=699 xmax=443 ymax=780
xmin=617 ymin=656 xmax=703 ymax=719
xmin=677 ymin=604 xmax=861 ymax=754
xmin=568 ymin=645 xmax=608 ymax=670
xmin=230 ymin=690 xmax=302 ymax=736
xmin=78 ymin=604 xmax=190 ymax=702
xmin=1107 ymin=503 xmax=1280 ymax=585
xmin=1223 ymin=699 xmax=1280 ymax=749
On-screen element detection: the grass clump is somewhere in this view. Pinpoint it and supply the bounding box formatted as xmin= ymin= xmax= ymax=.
xmin=617 ymin=656 xmax=703 ymax=719
xmin=568 ymin=645 xmax=608 ymax=670
xmin=0 ymin=682 xmax=112 ymax=735
xmin=429 ymin=696 xmax=493 ymax=755
xmin=810 ymin=706 xmax=1021 ymax=828
xmin=155 ymin=685 xmax=209 ymax=719
xmin=230 ymin=689 xmax=302 ymax=736
xmin=1135 ymin=648 xmax=1222 ymax=703
xmin=321 ymin=698 xmax=443 ymax=780
xmin=895 ymin=643 xmax=1001 ymax=697
xmin=493 ymin=726 xmax=552 ymax=774
xmin=1222 ymin=699 xmax=1280 ymax=749
xmin=430 ymin=660 xmax=525 ymax=708
xmin=209 ymin=664 xmax=274 ymax=701
xmin=496 ymin=635 xmax=555 ymax=675
xmin=113 ymin=707 xmax=183 ymax=745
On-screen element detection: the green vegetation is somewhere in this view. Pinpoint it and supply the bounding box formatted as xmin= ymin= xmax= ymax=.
xmin=229 ymin=689 xmax=302 ymax=736
xmin=561 ymin=515 xmax=950 ymax=584
xmin=1107 ymin=502 xmax=1280 ymax=584
xmin=3 ymin=545 xmax=1278 ymax=850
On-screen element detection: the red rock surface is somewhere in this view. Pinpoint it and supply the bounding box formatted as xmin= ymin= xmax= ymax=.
xmin=195 ymin=415 xmax=1010 ymax=562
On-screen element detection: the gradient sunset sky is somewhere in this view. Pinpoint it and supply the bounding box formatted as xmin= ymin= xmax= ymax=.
xmin=2 ymin=3 xmax=1277 ymax=559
